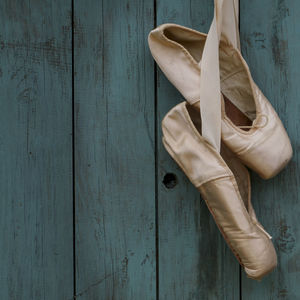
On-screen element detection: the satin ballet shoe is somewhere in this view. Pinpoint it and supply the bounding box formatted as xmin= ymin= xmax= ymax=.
xmin=162 ymin=101 xmax=277 ymax=280
xmin=148 ymin=23 xmax=292 ymax=179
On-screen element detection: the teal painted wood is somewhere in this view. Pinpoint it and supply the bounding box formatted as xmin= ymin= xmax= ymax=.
xmin=1 ymin=1 xmax=299 ymax=299
xmin=240 ymin=0 xmax=300 ymax=298
xmin=73 ymin=0 xmax=156 ymax=299
xmin=0 ymin=1 xmax=73 ymax=299
xmin=156 ymin=1 xmax=239 ymax=299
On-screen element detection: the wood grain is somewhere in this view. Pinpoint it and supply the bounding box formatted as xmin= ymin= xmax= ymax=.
xmin=73 ymin=0 xmax=156 ymax=299
xmin=155 ymin=0 xmax=239 ymax=299
xmin=240 ymin=0 xmax=300 ymax=298
xmin=0 ymin=0 xmax=299 ymax=299
xmin=0 ymin=1 xmax=73 ymax=299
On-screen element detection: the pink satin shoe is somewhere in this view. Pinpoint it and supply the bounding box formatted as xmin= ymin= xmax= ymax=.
xmin=162 ymin=101 xmax=277 ymax=280
xmin=149 ymin=23 xmax=292 ymax=179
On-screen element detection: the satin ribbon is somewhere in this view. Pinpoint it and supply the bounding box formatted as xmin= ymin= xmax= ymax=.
xmin=199 ymin=0 xmax=240 ymax=151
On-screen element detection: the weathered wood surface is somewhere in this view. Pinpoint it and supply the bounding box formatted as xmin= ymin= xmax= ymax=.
xmin=0 ymin=1 xmax=73 ymax=299
xmin=0 ymin=0 xmax=299 ymax=299
xmin=240 ymin=0 xmax=300 ymax=298
xmin=73 ymin=0 xmax=156 ymax=299
xmin=156 ymin=0 xmax=239 ymax=299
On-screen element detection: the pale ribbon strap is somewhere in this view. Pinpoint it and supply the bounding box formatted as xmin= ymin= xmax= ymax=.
xmin=199 ymin=0 xmax=240 ymax=151
xmin=222 ymin=0 xmax=240 ymax=50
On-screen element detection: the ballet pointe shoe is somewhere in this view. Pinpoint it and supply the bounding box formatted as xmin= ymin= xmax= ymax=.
xmin=148 ymin=23 xmax=292 ymax=179
xmin=162 ymin=101 xmax=277 ymax=280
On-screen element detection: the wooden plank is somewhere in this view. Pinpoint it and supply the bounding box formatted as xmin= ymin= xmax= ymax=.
xmin=0 ymin=1 xmax=73 ymax=299
xmin=73 ymin=0 xmax=156 ymax=299
xmin=240 ymin=0 xmax=300 ymax=298
xmin=156 ymin=1 xmax=239 ymax=299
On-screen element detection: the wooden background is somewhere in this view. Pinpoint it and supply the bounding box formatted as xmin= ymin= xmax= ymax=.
xmin=0 ymin=0 xmax=299 ymax=299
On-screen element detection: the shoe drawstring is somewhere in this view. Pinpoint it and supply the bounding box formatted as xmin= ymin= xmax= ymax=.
xmin=253 ymin=221 xmax=273 ymax=239
xmin=237 ymin=114 xmax=268 ymax=129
